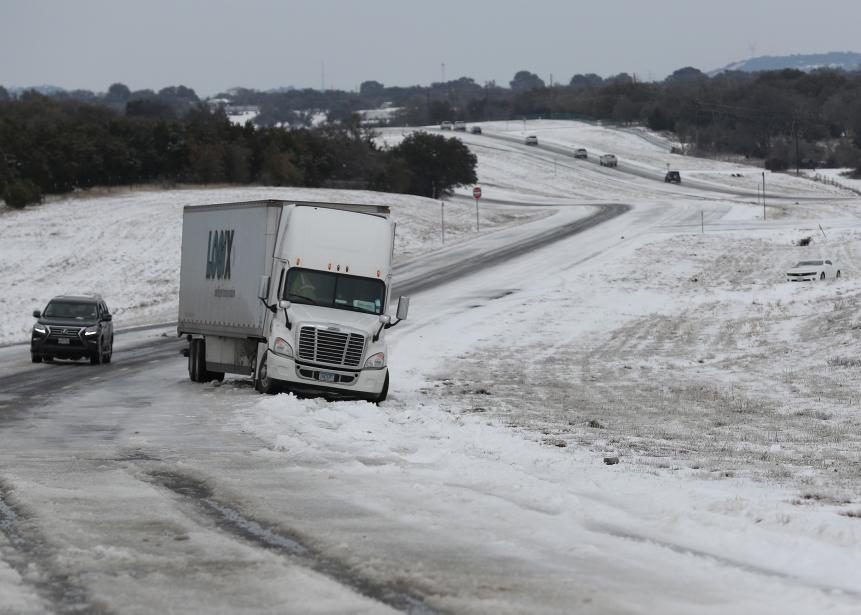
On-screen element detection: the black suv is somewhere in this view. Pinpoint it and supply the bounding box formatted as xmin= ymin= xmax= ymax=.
xmin=665 ymin=171 xmax=681 ymax=184
xmin=31 ymin=295 xmax=114 ymax=365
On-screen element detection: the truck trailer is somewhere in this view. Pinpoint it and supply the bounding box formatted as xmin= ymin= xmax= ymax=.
xmin=177 ymin=200 xmax=409 ymax=402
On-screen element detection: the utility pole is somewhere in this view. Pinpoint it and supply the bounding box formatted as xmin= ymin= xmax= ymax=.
xmin=441 ymin=62 xmax=445 ymax=83
xmin=441 ymin=200 xmax=445 ymax=244
xmin=762 ymin=172 xmax=766 ymax=221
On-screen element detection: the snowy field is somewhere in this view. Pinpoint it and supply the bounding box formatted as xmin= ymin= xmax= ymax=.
xmin=0 ymin=186 xmax=550 ymax=345
xmin=3 ymin=121 xmax=861 ymax=612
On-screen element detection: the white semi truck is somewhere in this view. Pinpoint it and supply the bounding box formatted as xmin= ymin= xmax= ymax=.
xmin=177 ymin=199 xmax=408 ymax=402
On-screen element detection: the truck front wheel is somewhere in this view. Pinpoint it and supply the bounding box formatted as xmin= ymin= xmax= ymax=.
xmin=371 ymin=372 xmax=389 ymax=405
xmin=255 ymin=353 xmax=278 ymax=394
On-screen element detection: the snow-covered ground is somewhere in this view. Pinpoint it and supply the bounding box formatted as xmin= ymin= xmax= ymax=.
xmin=3 ymin=121 xmax=861 ymax=612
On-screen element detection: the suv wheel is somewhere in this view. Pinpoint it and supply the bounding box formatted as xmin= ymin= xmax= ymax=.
xmin=103 ymin=337 xmax=113 ymax=364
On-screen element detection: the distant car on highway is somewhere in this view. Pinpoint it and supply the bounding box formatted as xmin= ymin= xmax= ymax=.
xmin=599 ymin=154 xmax=617 ymax=167
xmin=470 ymin=126 xmax=482 ymax=134
xmin=440 ymin=121 xmax=452 ymax=130
xmin=31 ymin=295 xmax=114 ymax=365
xmin=525 ymin=135 xmax=538 ymax=146
xmin=573 ymin=148 xmax=588 ymax=159
xmin=453 ymin=121 xmax=466 ymax=131
xmin=786 ymin=259 xmax=841 ymax=282
xmin=665 ymin=170 xmax=681 ymax=183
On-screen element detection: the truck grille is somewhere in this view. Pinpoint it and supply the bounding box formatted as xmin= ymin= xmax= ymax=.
xmin=297 ymin=326 xmax=365 ymax=368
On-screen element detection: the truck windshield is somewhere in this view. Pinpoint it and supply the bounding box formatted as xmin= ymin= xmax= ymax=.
xmin=284 ymin=268 xmax=385 ymax=315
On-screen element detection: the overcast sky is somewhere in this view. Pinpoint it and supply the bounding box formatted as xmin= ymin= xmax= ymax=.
xmin=2 ymin=0 xmax=860 ymax=96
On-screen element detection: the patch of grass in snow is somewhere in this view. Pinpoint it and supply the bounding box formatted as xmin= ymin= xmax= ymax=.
xmin=425 ymin=227 xmax=861 ymax=496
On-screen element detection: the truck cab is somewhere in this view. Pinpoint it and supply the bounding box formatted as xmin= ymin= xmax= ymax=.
xmin=258 ymin=205 xmax=401 ymax=402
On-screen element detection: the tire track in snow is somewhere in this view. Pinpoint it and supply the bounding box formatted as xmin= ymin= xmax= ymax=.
xmin=147 ymin=470 xmax=444 ymax=615
xmin=589 ymin=522 xmax=861 ymax=599
xmin=0 ymin=482 xmax=109 ymax=614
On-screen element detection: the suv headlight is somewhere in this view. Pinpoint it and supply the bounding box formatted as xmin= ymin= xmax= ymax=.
xmin=273 ymin=337 xmax=293 ymax=358
xmin=83 ymin=326 xmax=99 ymax=336
xmin=33 ymin=324 xmax=48 ymax=336
xmin=364 ymin=352 xmax=386 ymax=369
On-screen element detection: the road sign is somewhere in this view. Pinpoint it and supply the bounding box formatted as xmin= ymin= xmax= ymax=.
xmin=473 ymin=186 xmax=482 ymax=199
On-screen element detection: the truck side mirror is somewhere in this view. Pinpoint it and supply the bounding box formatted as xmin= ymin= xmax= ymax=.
xmin=33 ymin=310 xmax=41 ymax=318
xmin=396 ymin=296 xmax=410 ymax=321
xmin=278 ymin=300 xmax=291 ymax=310
xmin=257 ymin=275 xmax=270 ymax=300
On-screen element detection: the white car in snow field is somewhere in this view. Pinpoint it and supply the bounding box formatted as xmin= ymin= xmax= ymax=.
xmin=785 ymin=259 xmax=841 ymax=282
xmin=524 ymin=135 xmax=538 ymax=146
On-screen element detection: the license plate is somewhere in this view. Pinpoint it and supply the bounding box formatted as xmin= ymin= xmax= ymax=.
xmin=318 ymin=371 xmax=336 ymax=383
xmin=58 ymin=338 xmax=69 ymax=345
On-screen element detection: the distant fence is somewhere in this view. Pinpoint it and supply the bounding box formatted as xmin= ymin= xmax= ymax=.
xmin=810 ymin=172 xmax=861 ymax=195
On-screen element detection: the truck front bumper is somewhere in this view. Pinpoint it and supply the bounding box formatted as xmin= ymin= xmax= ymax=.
xmin=266 ymin=352 xmax=388 ymax=399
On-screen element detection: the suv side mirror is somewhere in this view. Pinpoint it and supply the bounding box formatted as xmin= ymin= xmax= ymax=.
xmin=33 ymin=310 xmax=41 ymax=318
xmin=104 ymin=313 xmax=112 ymax=321
xmin=396 ymin=296 xmax=410 ymax=321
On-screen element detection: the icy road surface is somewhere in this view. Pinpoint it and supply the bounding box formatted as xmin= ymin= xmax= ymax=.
xmin=2 ymin=120 xmax=861 ymax=613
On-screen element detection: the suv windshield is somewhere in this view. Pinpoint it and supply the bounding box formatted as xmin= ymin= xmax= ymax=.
xmin=796 ymin=261 xmax=823 ymax=266
xmin=284 ymin=268 xmax=385 ymax=315
xmin=43 ymin=301 xmax=97 ymax=320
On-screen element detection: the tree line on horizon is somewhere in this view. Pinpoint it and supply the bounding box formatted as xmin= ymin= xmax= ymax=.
xmin=242 ymin=66 xmax=861 ymax=172
xmin=0 ymin=92 xmax=476 ymax=208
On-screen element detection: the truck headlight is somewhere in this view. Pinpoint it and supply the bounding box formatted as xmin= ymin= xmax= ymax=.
xmin=364 ymin=352 xmax=386 ymax=369
xmin=273 ymin=337 xmax=293 ymax=358
xmin=33 ymin=324 xmax=48 ymax=336
xmin=83 ymin=326 xmax=99 ymax=336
